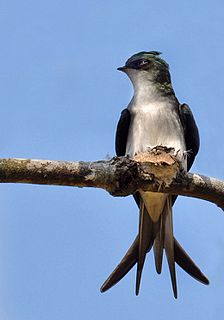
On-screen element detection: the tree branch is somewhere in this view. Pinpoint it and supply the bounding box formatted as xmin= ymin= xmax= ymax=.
xmin=0 ymin=148 xmax=223 ymax=210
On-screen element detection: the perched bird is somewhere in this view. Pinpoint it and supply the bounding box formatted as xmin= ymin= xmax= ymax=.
xmin=100 ymin=51 xmax=209 ymax=298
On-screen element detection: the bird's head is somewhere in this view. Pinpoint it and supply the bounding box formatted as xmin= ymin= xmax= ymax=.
xmin=118 ymin=51 xmax=173 ymax=95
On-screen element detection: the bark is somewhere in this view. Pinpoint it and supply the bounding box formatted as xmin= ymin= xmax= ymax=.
xmin=0 ymin=148 xmax=223 ymax=210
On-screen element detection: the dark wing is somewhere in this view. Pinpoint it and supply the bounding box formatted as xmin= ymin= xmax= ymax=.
xmin=171 ymin=103 xmax=200 ymax=207
xmin=179 ymin=103 xmax=200 ymax=171
xmin=115 ymin=108 xmax=131 ymax=156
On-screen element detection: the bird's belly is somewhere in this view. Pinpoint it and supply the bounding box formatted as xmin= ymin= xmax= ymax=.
xmin=126 ymin=104 xmax=186 ymax=158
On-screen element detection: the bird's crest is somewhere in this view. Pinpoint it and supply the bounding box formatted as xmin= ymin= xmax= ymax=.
xmin=126 ymin=51 xmax=169 ymax=69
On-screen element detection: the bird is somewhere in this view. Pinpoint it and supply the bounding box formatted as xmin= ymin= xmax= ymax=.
xmin=100 ymin=51 xmax=209 ymax=298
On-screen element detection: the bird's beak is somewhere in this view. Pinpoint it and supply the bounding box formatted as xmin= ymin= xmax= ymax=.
xmin=117 ymin=66 xmax=127 ymax=72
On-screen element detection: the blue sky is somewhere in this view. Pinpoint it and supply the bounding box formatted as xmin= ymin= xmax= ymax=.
xmin=0 ymin=0 xmax=224 ymax=319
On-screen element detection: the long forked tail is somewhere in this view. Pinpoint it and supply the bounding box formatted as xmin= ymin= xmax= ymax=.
xmin=100 ymin=198 xmax=209 ymax=296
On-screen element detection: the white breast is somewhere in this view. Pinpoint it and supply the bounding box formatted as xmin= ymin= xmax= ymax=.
xmin=126 ymin=101 xmax=186 ymax=159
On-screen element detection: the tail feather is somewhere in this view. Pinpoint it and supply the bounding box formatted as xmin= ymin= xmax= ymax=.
xmin=100 ymin=236 xmax=139 ymax=293
xmin=153 ymin=215 xmax=164 ymax=274
xmin=100 ymin=233 xmax=209 ymax=293
xmin=101 ymin=205 xmax=154 ymax=293
xmin=136 ymin=200 xmax=153 ymax=295
xmin=164 ymin=196 xmax=177 ymax=298
xmin=174 ymin=238 xmax=209 ymax=285
xmin=101 ymin=196 xmax=209 ymax=295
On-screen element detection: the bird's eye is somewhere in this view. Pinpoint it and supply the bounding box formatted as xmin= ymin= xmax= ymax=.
xmin=139 ymin=59 xmax=149 ymax=67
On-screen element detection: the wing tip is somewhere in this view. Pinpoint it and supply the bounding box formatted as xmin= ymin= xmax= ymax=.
xmin=174 ymin=238 xmax=210 ymax=286
xmin=100 ymin=285 xmax=106 ymax=293
xmin=100 ymin=274 xmax=118 ymax=293
xmin=197 ymin=274 xmax=209 ymax=285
